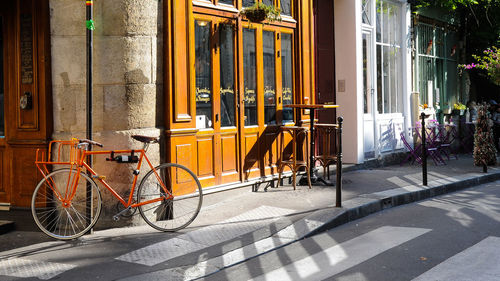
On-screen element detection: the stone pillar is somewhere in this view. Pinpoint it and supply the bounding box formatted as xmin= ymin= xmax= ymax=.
xmin=50 ymin=0 xmax=163 ymax=227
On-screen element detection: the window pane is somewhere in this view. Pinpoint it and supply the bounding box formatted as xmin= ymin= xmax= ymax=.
xmin=362 ymin=0 xmax=371 ymax=25
xmin=243 ymin=0 xmax=254 ymax=8
xmin=195 ymin=21 xmax=212 ymax=129
xmin=280 ymin=0 xmax=291 ymax=16
xmin=243 ymin=28 xmax=257 ymax=126
xmin=281 ymin=33 xmax=293 ymax=122
xmin=377 ymin=44 xmax=383 ymax=113
xmin=263 ymin=30 xmax=276 ymax=124
xmin=219 ymin=24 xmax=235 ymax=127
xmin=262 ymin=0 xmax=273 ymax=7
xmin=218 ymin=0 xmax=233 ymax=5
xmin=0 ymin=16 xmax=4 ymax=136
xmin=376 ymin=1 xmax=381 ymax=42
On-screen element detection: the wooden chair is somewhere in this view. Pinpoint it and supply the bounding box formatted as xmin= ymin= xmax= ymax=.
xmin=277 ymin=126 xmax=311 ymax=190
xmin=314 ymin=123 xmax=339 ymax=179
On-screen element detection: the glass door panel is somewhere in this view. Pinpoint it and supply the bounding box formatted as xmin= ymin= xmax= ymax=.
xmin=363 ymin=31 xmax=376 ymax=159
xmin=281 ymin=32 xmax=293 ymax=122
xmin=243 ymin=28 xmax=257 ymax=126
xmin=262 ymin=30 xmax=276 ymax=124
xmin=219 ymin=23 xmax=235 ymax=127
xmin=195 ymin=20 xmax=213 ymax=129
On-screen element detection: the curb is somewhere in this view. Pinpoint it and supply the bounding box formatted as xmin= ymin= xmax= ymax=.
xmin=304 ymin=170 xmax=500 ymax=238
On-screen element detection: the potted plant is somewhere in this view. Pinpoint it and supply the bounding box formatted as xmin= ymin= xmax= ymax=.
xmin=240 ymin=2 xmax=281 ymax=23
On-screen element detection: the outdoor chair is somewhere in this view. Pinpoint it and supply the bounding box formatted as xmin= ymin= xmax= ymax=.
xmin=400 ymin=130 xmax=444 ymax=166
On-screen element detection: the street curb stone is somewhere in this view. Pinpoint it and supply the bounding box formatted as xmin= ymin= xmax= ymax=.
xmin=304 ymin=170 xmax=500 ymax=238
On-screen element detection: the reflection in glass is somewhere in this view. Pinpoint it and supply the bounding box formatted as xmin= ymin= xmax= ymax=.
xmin=281 ymin=33 xmax=293 ymax=122
xmin=219 ymin=24 xmax=235 ymax=127
xmin=262 ymin=0 xmax=273 ymax=7
xmin=243 ymin=28 xmax=257 ymax=126
xmin=0 ymin=17 xmax=4 ymax=136
xmin=195 ymin=21 xmax=212 ymax=129
xmin=263 ymin=31 xmax=276 ymax=124
xmin=218 ymin=0 xmax=233 ymax=5
xmin=243 ymin=0 xmax=254 ymax=8
xmin=362 ymin=0 xmax=371 ymax=25
xmin=280 ymin=0 xmax=291 ymax=16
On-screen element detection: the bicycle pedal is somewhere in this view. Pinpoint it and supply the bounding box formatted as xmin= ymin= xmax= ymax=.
xmin=112 ymin=215 xmax=120 ymax=222
xmin=92 ymin=175 xmax=106 ymax=180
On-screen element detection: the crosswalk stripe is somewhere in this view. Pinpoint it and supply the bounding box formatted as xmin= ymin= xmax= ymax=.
xmin=0 ymin=258 xmax=76 ymax=280
xmin=412 ymin=236 xmax=500 ymax=281
xmin=115 ymin=205 xmax=295 ymax=266
xmin=250 ymin=226 xmax=431 ymax=281
xmin=118 ymin=215 xmax=328 ymax=281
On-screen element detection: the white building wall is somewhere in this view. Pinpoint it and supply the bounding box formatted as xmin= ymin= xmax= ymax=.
xmin=334 ymin=0 xmax=364 ymax=164
xmin=334 ymin=0 xmax=412 ymax=164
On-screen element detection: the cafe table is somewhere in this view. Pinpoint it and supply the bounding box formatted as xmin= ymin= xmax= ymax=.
xmin=284 ymin=103 xmax=339 ymax=185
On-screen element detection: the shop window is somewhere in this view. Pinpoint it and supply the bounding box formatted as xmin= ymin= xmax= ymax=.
xmin=281 ymin=32 xmax=293 ymax=122
xmin=243 ymin=28 xmax=257 ymax=126
xmin=219 ymin=24 xmax=236 ymax=127
xmin=375 ymin=0 xmax=402 ymax=114
xmin=262 ymin=0 xmax=273 ymax=6
xmin=243 ymin=0 xmax=255 ymax=8
xmin=218 ymin=0 xmax=234 ymax=5
xmin=195 ymin=20 xmax=213 ymax=129
xmin=263 ymin=30 xmax=276 ymax=124
xmin=280 ymin=0 xmax=291 ymax=16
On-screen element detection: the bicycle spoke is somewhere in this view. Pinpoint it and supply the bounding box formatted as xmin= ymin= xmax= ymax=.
xmin=32 ymin=169 xmax=101 ymax=240
xmin=137 ymin=163 xmax=202 ymax=232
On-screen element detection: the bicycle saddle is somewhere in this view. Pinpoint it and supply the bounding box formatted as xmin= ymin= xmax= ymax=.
xmin=131 ymin=135 xmax=159 ymax=144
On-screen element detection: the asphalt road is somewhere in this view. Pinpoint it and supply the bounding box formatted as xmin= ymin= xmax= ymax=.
xmin=204 ymin=180 xmax=500 ymax=281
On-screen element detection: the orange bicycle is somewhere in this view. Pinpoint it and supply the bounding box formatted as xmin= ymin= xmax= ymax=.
xmin=32 ymin=136 xmax=203 ymax=240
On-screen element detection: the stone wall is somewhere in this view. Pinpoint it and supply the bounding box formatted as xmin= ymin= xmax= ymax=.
xmin=49 ymin=0 xmax=163 ymax=228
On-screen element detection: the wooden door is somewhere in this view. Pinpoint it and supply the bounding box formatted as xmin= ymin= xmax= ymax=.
xmin=0 ymin=0 xmax=51 ymax=208
xmin=194 ymin=16 xmax=239 ymax=187
xmin=240 ymin=23 xmax=296 ymax=180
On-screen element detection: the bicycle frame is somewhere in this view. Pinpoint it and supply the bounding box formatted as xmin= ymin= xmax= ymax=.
xmin=36 ymin=141 xmax=173 ymax=209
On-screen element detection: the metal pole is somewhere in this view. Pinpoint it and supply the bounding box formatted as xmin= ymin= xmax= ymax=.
xmin=86 ymin=0 xmax=94 ymax=231
xmin=421 ymin=112 xmax=427 ymax=186
xmin=336 ymin=116 xmax=343 ymax=207
xmin=86 ymin=0 xmax=93 ymax=144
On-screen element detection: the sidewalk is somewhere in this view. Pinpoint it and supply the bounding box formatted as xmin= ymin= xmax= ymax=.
xmin=0 ymin=154 xmax=499 ymax=279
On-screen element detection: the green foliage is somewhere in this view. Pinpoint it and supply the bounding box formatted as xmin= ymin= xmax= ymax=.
xmin=460 ymin=46 xmax=500 ymax=85
xmin=240 ymin=2 xmax=281 ymax=23
xmin=412 ymin=0 xmax=479 ymax=10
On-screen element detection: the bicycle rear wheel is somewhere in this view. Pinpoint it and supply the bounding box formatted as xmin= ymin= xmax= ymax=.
xmin=31 ymin=169 xmax=102 ymax=240
xmin=137 ymin=163 xmax=202 ymax=232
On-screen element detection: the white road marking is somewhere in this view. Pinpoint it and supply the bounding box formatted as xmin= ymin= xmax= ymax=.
xmin=0 ymin=258 xmax=76 ymax=280
xmin=116 ymin=205 xmax=295 ymax=266
xmin=413 ymin=236 xmax=500 ymax=281
xmin=250 ymin=226 xmax=431 ymax=281
xmin=118 ymin=213 xmax=328 ymax=281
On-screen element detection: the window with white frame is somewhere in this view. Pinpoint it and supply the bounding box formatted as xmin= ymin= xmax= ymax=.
xmin=375 ymin=0 xmax=403 ymax=114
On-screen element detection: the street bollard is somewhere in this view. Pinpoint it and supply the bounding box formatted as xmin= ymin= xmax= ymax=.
xmin=336 ymin=116 xmax=343 ymax=208
xmin=421 ymin=112 xmax=427 ymax=186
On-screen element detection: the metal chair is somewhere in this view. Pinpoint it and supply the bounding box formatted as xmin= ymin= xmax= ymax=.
xmin=314 ymin=123 xmax=339 ymax=179
xmin=277 ymin=126 xmax=311 ymax=190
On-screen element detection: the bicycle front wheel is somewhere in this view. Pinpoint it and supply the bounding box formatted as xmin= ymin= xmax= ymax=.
xmin=31 ymin=169 xmax=102 ymax=240
xmin=137 ymin=163 xmax=202 ymax=232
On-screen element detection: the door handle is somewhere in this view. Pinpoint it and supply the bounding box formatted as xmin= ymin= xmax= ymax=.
xmin=20 ymin=92 xmax=32 ymax=110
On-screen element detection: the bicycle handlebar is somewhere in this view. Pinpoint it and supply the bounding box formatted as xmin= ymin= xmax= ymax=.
xmin=79 ymin=139 xmax=104 ymax=147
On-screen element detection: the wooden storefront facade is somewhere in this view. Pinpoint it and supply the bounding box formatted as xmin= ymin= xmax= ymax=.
xmin=164 ymin=0 xmax=317 ymax=188
xmin=0 ymin=0 xmax=51 ymax=208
